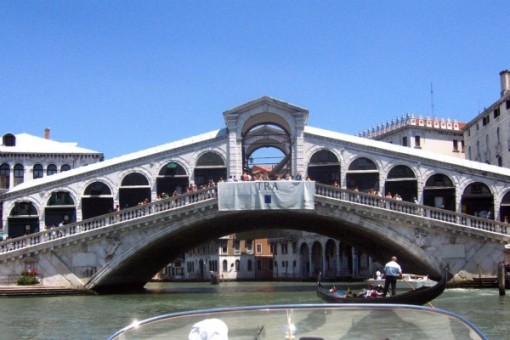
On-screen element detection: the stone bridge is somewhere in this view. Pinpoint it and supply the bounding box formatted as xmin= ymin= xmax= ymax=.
xmin=0 ymin=183 xmax=508 ymax=293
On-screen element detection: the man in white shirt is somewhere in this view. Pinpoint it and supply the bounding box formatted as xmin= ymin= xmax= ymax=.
xmin=383 ymin=256 xmax=402 ymax=296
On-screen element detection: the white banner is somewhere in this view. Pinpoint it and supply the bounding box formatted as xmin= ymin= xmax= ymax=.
xmin=218 ymin=181 xmax=315 ymax=211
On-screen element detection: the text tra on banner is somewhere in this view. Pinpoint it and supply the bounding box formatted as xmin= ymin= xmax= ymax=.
xmin=218 ymin=181 xmax=315 ymax=211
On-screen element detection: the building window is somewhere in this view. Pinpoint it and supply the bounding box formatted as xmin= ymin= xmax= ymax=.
xmin=235 ymin=260 xmax=240 ymax=271
xmin=281 ymin=243 xmax=288 ymax=254
xmin=414 ymin=136 xmax=421 ymax=148
xmin=61 ymin=164 xmax=71 ymax=172
xmin=33 ymin=164 xmax=44 ymax=179
xmin=47 ymin=164 xmax=58 ymax=176
xmin=247 ymin=260 xmax=252 ymax=271
xmin=257 ymin=260 xmax=262 ymax=270
xmin=13 ymin=164 xmax=24 ymax=186
xmin=256 ymin=244 xmax=262 ymax=254
xmin=234 ymin=240 xmax=240 ymax=254
xmin=222 ymin=260 xmax=228 ymax=272
xmin=482 ymin=115 xmax=490 ymax=126
xmin=506 ymin=100 xmax=510 ymax=109
xmin=402 ymin=136 xmax=408 ymax=147
xmin=461 ymin=140 xmax=465 ymax=153
xmin=494 ymin=107 xmax=501 ymax=118
xmin=0 ymin=163 xmax=10 ymax=189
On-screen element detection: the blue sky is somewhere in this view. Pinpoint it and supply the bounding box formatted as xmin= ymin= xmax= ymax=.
xmin=1 ymin=1 xmax=509 ymax=159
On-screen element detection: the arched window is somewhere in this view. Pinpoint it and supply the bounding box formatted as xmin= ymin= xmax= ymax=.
xmin=307 ymin=149 xmax=340 ymax=185
xmin=33 ymin=164 xmax=44 ymax=179
xmin=235 ymin=259 xmax=240 ymax=271
xmin=222 ymin=260 xmax=228 ymax=272
xmin=121 ymin=173 xmax=149 ymax=186
xmin=2 ymin=133 xmax=15 ymax=147
xmin=0 ymin=163 xmax=10 ymax=189
xmin=47 ymin=164 xmax=58 ymax=176
xmin=13 ymin=164 xmax=24 ymax=186
xmin=61 ymin=164 xmax=71 ymax=172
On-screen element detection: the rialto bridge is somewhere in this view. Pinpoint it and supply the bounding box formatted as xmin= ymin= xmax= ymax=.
xmin=1 ymin=96 xmax=510 ymax=292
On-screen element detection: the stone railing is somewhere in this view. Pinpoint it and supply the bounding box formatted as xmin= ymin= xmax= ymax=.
xmin=0 ymin=187 xmax=218 ymax=255
xmin=315 ymin=183 xmax=509 ymax=236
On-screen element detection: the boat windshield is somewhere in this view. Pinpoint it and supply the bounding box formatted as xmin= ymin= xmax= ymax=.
xmin=108 ymin=303 xmax=487 ymax=340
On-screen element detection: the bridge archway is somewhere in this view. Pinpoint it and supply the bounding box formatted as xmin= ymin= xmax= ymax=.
xmin=461 ymin=182 xmax=494 ymax=218
xmin=307 ymin=150 xmax=340 ymax=185
xmin=156 ymin=161 xmax=189 ymax=195
xmin=82 ymin=181 xmax=114 ymax=219
xmin=423 ymin=173 xmax=456 ymax=211
xmin=346 ymin=157 xmax=378 ymax=192
xmin=384 ymin=165 xmax=417 ymax=202
xmin=500 ymin=191 xmax=510 ymax=222
xmin=194 ymin=151 xmax=227 ymax=185
xmin=44 ymin=191 xmax=76 ymax=227
xmin=119 ymin=172 xmax=151 ymax=208
xmin=87 ymin=204 xmax=444 ymax=292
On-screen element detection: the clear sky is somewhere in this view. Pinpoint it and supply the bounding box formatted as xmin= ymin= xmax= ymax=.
xmin=1 ymin=1 xmax=509 ymax=159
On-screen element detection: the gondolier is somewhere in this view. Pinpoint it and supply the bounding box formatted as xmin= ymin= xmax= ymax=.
xmin=383 ymin=256 xmax=402 ymax=296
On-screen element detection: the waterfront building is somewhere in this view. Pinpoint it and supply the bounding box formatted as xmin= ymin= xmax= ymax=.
xmin=156 ymin=235 xmax=273 ymax=281
xmin=359 ymin=114 xmax=466 ymax=160
xmin=463 ymin=70 xmax=510 ymax=167
xmin=0 ymin=129 xmax=103 ymax=237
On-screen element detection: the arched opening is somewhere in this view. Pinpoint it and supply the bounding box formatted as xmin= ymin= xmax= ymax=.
xmin=324 ymin=239 xmax=337 ymax=278
xmin=500 ymin=191 xmax=510 ymax=222
xmin=243 ymin=123 xmax=291 ymax=179
xmin=346 ymin=157 xmax=378 ymax=192
xmin=423 ymin=173 xmax=456 ymax=211
xmin=311 ymin=241 xmax=323 ymax=277
xmin=13 ymin=163 xmax=24 ymax=186
xmin=33 ymin=164 xmax=44 ymax=179
xmin=300 ymin=243 xmax=310 ymax=278
xmin=384 ymin=165 xmax=417 ymax=202
xmin=82 ymin=182 xmax=114 ymax=219
xmin=194 ymin=152 xmax=227 ymax=185
xmin=47 ymin=164 xmax=57 ymax=176
xmin=156 ymin=162 xmax=189 ymax=196
xmin=8 ymin=201 xmax=39 ymax=238
xmin=339 ymin=242 xmax=353 ymax=277
xmin=461 ymin=182 xmax=494 ymax=218
xmin=0 ymin=163 xmax=10 ymax=189
xmin=307 ymin=150 xmax=340 ymax=185
xmin=119 ymin=173 xmax=151 ymax=208
xmin=45 ymin=191 xmax=76 ymax=228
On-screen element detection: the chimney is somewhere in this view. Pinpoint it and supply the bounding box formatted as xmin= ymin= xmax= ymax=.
xmin=500 ymin=70 xmax=510 ymax=97
xmin=44 ymin=128 xmax=50 ymax=140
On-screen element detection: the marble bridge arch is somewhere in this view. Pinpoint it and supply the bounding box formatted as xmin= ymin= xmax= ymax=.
xmin=87 ymin=202 xmax=443 ymax=293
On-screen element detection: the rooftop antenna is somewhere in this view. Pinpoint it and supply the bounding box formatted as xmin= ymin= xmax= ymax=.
xmin=430 ymin=82 xmax=435 ymax=117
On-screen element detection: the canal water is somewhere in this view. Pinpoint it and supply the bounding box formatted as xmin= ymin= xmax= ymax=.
xmin=0 ymin=281 xmax=507 ymax=339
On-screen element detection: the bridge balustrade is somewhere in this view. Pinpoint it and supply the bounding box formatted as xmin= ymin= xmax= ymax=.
xmin=0 ymin=187 xmax=217 ymax=255
xmin=315 ymin=183 xmax=509 ymax=236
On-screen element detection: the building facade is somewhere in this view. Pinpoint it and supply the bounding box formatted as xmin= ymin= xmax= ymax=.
xmin=464 ymin=70 xmax=510 ymax=167
xmin=0 ymin=129 xmax=103 ymax=237
xmin=360 ymin=115 xmax=466 ymax=160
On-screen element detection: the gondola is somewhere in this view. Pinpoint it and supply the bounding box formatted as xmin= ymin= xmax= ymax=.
xmin=317 ymin=269 xmax=447 ymax=305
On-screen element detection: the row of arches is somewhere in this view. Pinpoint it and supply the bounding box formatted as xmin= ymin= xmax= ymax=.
xmin=0 ymin=163 xmax=72 ymax=189
xmin=306 ymin=149 xmax=510 ymax=221
xmin=6 ymin=147 xmax=510 ymax=238
xmin=6 ymin=152 xmax=227 ymax=238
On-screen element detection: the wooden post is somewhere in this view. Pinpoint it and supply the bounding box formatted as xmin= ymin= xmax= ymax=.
xmin=498 ymin=261 xmax=506 ymax=296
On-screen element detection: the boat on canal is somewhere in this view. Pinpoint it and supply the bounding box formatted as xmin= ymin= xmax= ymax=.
xmin=108 ymin=303 xmax=487 ymax=339
xmin=317 ymin=269 xmax=447 ymax=305
xmin=365 ymin=272 xmax=437 ymax=289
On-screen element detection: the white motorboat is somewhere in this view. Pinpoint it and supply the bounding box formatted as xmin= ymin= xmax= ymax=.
xmin=108 ymin=303 xmax=487 ymax=339
xmin=366 ymin=272 xmax=437 ymax=289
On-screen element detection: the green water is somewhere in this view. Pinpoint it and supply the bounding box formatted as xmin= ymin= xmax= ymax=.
xmin=0 ymin=281 xmax=506 ymax=339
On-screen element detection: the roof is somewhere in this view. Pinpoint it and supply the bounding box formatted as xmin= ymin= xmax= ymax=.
xmin=0 ymin=133 xmax=102 ymax=155
xmin=5 ymin=128 xmax=227 ymax=194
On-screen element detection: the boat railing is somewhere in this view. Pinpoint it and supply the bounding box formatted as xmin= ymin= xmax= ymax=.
xmin=0 ymin=186 xmax=218 ymax=255
xmin=315 ymin=183 xmax=509 ymax=236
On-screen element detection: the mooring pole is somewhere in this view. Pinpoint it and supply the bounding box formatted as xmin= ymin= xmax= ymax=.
xmin=498 ymin=261 xmax=506 ymax=296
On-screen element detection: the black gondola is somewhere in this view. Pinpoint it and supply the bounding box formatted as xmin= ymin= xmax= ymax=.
xmin=317 ymin=269 xmax=447 ymax=305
